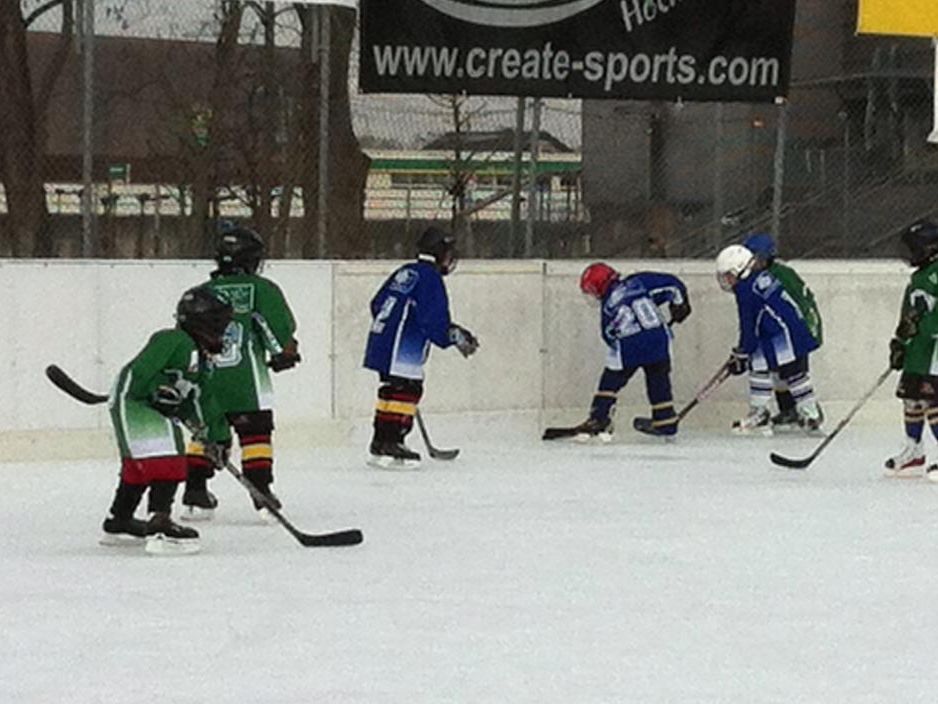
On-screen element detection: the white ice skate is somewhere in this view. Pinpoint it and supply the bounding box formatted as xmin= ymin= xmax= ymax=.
xmin=883 ymin=441 xmax=925 ymax=478
xmin=143 ymin=513 xmax=201 ymax=556
xmin=731 ymin=407 xmax=772 ymax=436
xmin=797 ymin=401 xmax=825 ymax=436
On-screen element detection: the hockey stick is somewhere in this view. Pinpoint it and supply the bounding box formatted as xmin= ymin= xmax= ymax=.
xmin=207 ymin=448 xmax=363 ymax=548
xmin=542 ymin=425 xmax=586 ymax=441
xmin=46 ymin=364 xmax=362 ymax=547
xmin=769 ymin=367 xmax=893 ymax=470
xmin=45 ymin=364 xmax=109 ymax=405
xmin=415 ymin=410 xmax=460 ymax=460
xmin=632 ymin=361 xmax=732 ymax=436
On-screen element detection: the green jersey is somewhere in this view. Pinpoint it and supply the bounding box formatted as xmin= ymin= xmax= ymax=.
xmin=897 ymin=260 xmax=938 ymax=377
xmin=769 ymin=261 xmax=823 ymax=345
xmin=110 ymin=328 xmax=228 ymax=459
xmin=201 ymin=273 xmax=297 ymax=412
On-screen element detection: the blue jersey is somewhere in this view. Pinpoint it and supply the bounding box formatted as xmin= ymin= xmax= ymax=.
xmin=363 ymin=261 xmax=453 ymax=379
xmin=599 ymin=272 xmax=687 ymax=369
xmin=734 ymin=269 xmax=819 ymax=368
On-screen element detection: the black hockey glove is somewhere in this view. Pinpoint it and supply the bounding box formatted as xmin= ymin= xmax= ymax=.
xmin=268 ymin=339 xmax=301 ymax=372
xmin=895 ymin=310 xmax=921 ymax=340
xmin=727 ymin=348 xmax=748 ymax=376
xmin=151 ymin=384 xmax=186 ymax=418
xmin=448 ymin=324 xmax=479 ymax=358
xmin=889 ymin=337 xmax=906 ymax=370
xmin=669 ymin=300 xmax=691 ymax=324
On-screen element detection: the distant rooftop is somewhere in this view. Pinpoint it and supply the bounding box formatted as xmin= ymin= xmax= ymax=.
xmin=421 ymin=129 xmax=574 ymax=154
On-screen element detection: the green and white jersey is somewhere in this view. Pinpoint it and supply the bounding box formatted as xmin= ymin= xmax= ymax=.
xmin=897 ymin=260 xmax=938 ymax=377
xmin=201 ymin=273 xmax=297 ymax=413
xmin=769 ymin=261 xmax=823 ymax=345
xmin=109 ymin=328 xmax=227 ymax=459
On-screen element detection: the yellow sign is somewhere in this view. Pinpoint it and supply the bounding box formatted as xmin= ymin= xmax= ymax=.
xmin=857 ymin=0 xmax=938 ymax=37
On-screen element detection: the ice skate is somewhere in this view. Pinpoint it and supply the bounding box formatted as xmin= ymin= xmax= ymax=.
xmin=100 ymin=515 xmax=148 ymax=546
xmin=144 ymin=512 xmax=201 ymax=555
xmin=884 ymin=441 xmax=925 ymax=478
xmin=572 ymin=418 xmax=614 ymax=444
xmin=797 ymin=402 xmax=825 ymax=436
xmin=926 ymin=465 xmax=938 ymax=483
xmin=249 ymin=486 xmax=283 ymax=523
xmin=770 ymin=407 xmax=801 ymax=433
xmin=180 ymin=487 xmax=218 ymax=522
xmin=731 ymin=407 xmax=771 ymax=436
xmin=368 ymin=439 xmax=422 ymax=470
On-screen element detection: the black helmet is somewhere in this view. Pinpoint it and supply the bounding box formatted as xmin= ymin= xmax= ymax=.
xmin=215 ymin=221 xmax=265 ymax=275
xmin=176 ymin=286 xmax=233 ymax=354
xmin=901 ymin=219 xmax=938 ymax=267
xmin=416 ymin=226 xmax=457 ymax=275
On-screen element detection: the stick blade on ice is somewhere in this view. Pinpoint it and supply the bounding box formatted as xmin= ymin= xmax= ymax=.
xmin=298 ymin=529 xmax=364 ymax=547
xmin=769 ymin=451 xmax=812 ymax=469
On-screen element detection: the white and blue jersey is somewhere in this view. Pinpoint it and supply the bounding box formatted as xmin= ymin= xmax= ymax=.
xmin=363 ymin=261 xmax=453 ymax=380
xmin=600 ymin=272 xmax=687 ymax=369
xmin=734 ymin=269 xmax=819 ymax=370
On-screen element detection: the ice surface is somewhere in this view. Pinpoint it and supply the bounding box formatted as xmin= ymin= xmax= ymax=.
xmin=2 ymin=423 xmax=938 ymax=703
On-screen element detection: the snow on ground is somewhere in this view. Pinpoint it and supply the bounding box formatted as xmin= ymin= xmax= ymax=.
xmin=2 ymin=423 xmax=938 ymax=703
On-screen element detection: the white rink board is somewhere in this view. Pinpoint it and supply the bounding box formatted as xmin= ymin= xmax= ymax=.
xmin=0 ymin=258 xmax=911 ymax=458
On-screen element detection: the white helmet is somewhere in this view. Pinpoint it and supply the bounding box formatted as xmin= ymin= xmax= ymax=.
xmin=716 ymin=244 xmax=755 ymax=292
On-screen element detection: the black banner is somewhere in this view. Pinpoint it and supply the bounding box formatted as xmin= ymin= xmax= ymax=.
xmin=359 ymin=0 xmax=796 ymax=103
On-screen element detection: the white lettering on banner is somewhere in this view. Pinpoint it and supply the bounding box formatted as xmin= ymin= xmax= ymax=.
xmin=419 ymin=0 xmax=605 ymax=27
xmin=287 ymin=0 xmax=357 ymax=6
xmin=619 ymin=0 xmax=685 ymax=34
xmin=372 ymin=41 xmax=782 ymax=93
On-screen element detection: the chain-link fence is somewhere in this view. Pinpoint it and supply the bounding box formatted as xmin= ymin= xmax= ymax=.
xmin=1 ymin=0 xmax=935 ymax=260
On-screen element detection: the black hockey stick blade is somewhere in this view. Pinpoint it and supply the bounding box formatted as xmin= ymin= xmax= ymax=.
xmin=768 ymin=451 xmax=815 ymax=470
xmin=542 ymin=426 xmax=582 ymax=441
xmin=45 ymin=364 xmax=109 ymax=405
xmin=415 ymin=411 xmax=459 ymax=460
xmin=297 ymin=529 xmax=364 ymax=547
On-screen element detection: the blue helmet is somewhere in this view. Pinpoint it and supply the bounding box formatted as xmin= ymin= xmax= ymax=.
xmin=743 ymin=233 xmax=776 ymax=261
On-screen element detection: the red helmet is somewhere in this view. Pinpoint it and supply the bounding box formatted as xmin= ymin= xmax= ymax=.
xmin=580 ymin=262 xmax=618 ymax=299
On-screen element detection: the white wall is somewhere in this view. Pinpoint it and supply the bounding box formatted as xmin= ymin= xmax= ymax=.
xmin=0 ymin=258 xmax=909 ymax=459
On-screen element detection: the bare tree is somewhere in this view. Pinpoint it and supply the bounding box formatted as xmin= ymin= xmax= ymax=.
xmin=295 ymin=3 xmax=368 ymax=258
xmin=0 ymin=0 xmax=74 ymax=256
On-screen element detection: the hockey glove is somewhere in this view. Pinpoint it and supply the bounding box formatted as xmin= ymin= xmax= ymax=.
xmin=268 ymin=339 xmax=301 ymax=372
xmin=151 ymin=384 xmax=186 ymax=417
xmin=895 ymin=311 xmax=921 ymax=341
xmin=669 ymin=300 xmax=691 ymax=324
xmin=889 ymin=337 xmax=906 ymax=370
xmin=448 ymin=324 xmax=479 ymax=358
xmin=727 ymin=348 xmax=748 ymax=376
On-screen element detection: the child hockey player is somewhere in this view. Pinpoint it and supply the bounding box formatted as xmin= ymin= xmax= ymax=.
xmin=182 ymin=223 xmax=300 ymax=519
xmin=738 ymin=232 xmax=824 ymax=434
xmin=885 ymin=219 xmax=938 ymax=480
xmin=716 ymin=244 xmax=822 ymax=433
xmin=363 ymin=227 xmax=478 ymax=468
xmin=102 ymin=286 xmax=233 ymax=555
xmin=545 ymin=262 xmax=691 ymax=441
